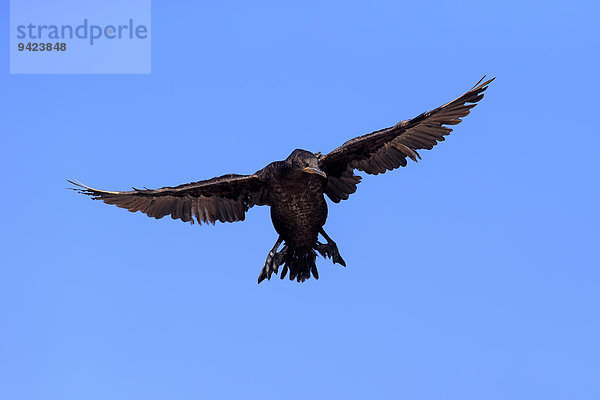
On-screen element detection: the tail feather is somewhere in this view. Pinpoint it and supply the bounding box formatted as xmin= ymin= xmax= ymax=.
xmin=281 ymin=247 xmax=318 ymax=282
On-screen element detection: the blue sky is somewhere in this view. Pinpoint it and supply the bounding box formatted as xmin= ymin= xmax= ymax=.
xmin=1 ymin=1 xmax=599 ymax=399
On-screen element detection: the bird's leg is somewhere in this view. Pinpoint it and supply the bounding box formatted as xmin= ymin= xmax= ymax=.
xmin=316 ymin=229 xmax=346 ymax=267
xmin=258 ymin=236 xmax=286 ymax=284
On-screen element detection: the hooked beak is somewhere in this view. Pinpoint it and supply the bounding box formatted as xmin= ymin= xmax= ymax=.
xmin=303 ymin=166 xmax=327 ymax=178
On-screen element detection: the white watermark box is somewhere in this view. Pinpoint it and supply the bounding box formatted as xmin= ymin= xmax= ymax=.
xmin=10 ymin=0 xmax=151 ymax=74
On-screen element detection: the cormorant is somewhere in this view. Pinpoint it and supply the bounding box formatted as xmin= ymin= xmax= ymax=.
xmin=70 ymin=77 xmax=494 ymax=283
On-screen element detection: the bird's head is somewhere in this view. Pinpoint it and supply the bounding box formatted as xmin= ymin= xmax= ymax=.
xmin=286 ymin=149 xmax=327 ymax=178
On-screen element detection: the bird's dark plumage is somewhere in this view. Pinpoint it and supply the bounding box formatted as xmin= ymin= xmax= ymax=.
xmin=70 ymin=77 xmax=494 ymax=283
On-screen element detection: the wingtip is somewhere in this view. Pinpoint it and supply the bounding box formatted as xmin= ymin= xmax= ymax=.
xmin=66 ymin=178 xmax=82 ymax=187
xmin=66 ymin=179 xmax=87 ymax=191
xmin=66 ymin=179 xmax=120 ymax=195
xmin=67 ymin=179 xmax=91 ymax=191
xmin=473 ymin=75 xmax=486 ymax=87
xmin=472 ymin=75 xmax=495 ymax=90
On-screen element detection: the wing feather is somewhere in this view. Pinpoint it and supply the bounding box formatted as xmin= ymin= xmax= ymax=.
xmin=68 ymin=173 xmax=267 ymax=225
xmin=320 ymin=76 xmax=494 ymax=202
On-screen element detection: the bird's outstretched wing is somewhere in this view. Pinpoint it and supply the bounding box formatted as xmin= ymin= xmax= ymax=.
xmin=68 ymin=173 xmax=268 ymax=224
xmin=319 ymin=76 xmax=494 ymax=202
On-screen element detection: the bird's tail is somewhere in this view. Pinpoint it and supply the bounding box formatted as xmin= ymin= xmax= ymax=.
xmin=280 ymin=246 xmax=319 ymax=283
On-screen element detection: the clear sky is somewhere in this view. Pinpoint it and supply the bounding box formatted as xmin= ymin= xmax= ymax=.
xmin=1 ymin=1 xmax=599 ymax=399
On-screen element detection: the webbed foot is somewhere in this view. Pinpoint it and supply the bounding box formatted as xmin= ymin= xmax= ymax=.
xmin=315 ymin=240 xmax=346 ymax=267
xmin=258 ymin=237 xmax=286 ymax=283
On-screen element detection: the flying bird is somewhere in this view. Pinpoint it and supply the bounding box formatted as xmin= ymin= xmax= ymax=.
xmin=70 ymin=77 xmax=494 ymax=283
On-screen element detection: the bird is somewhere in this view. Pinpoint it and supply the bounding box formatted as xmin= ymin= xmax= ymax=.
xmin=69 ymin=76 xmax=494 ymax=284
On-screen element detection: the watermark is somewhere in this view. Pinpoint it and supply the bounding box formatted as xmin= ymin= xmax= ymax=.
xmin=10 ymin=0 xmax=151 ymax=74
xmin=16 ymin=19 xmax=149 ymax=46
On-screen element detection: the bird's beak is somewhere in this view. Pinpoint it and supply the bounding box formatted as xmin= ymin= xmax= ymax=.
xmin=303 ymin=166 xmax=327 ymax=178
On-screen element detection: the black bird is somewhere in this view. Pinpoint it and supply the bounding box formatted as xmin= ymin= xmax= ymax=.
xmin=70 ymin=77 xmax=494 ymax=283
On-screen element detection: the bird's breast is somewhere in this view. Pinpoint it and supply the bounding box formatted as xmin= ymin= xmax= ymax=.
xmin=267 ymin=175 xmax=327 ymax=246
